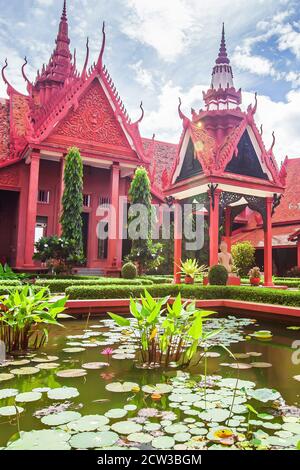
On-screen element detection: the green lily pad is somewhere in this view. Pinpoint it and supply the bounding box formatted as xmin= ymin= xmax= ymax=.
xmin=152 ymin=436 xmax=175 ymax=449
xmin=248 ymin=388 xmax=281 ymax=403
xmin=7 ymin=359 xmax=31 ymax=366
xmin=0 ymin=406 xmax=24 ymax=416
xmin=144 ymin=423 xmax=161 ymax=431
xmin=174 ymin=432 xmax=191 ymax=442
xmin=0 ymin=389 xmax=18 ymax=399
xmin=0 ymin=373 xmax=14 ymax=382
xmin=199 ymin=408 xmax=231 ymax=422
xmin=6 ymin=430 xmax=71 ymax=450
xmin=56 ymin=369 xmax=87 ymax=378
xmin=62 ymin=348 xmax=86 ymax=353
xmin=68 ymin=415 xmax=109 ymax=432
xmin=12 ymin=367 xmax=40 ymax=376
xmin=282 ymin=422 xmax=300 ymax=434
xmin=69 ymin=431 xmax=119 ymax=449
xmin=105 ymin=382 xmax=139 ymax=393
xmin=164 ymin=423 xmax=189 ymax=434
xmin=105 ymin=408 xmax=128 ymax=419
xmin=111 ymin=421 xmax=143 ymax=435
xmin=251 ymin=362 xmax=272 ymax=368
xmin=293 ymin=375 xmax=300 ymax=382
xmin=37 ymin=363 xmax=60 ymax=370
xmin=142 ymin=384 xmax=173 ymax=394
xmin=82 ymin=362 xmax=109 ymax=370
xmin=128 ymin=432 xmax=153 ymax=443
xmin=41 ymin=411 xmax=81 ymax=426
xmin=47 ymin=387 xmax=79 ymax=400
xmin=32 ymin=387 xmax=51 ymax=393
xmin=219 ymin=378 xmax=255 ymax=389
xmin=15 ymin=392 xmax=42 ymax=403
xmin=124 ymin=405 xmax=137 ymax=412
xmin=31 ymin=356 xmax=59 ymax=363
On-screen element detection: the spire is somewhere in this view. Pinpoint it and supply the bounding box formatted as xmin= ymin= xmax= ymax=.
xmin=216 ymin=23 xmax=230 ymax=65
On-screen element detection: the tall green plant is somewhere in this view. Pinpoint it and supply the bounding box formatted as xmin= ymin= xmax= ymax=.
xmin=108 ymin=291 xmax=219 ymax=367
xmin=0 ymin=286 xmax=66 ymax=352
xmin=231 ymin=241 xmax=255 ymax=276
xmin=61 ymin=147 xmax=84 ymax=258
xmin=127 ymin=167 xmax=163 ymax=273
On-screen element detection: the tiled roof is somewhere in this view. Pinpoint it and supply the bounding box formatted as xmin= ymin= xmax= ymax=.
xmin=232 ymin=223 xmax=300 ymax=248
xmin=272 ymin=158 xmax=300 ymax=223
xmin=142 ymin=138 xmax=178 ymax=192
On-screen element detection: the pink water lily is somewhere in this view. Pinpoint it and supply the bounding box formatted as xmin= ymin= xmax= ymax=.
xmin=101 ymin=348 xmax=114 ymax=356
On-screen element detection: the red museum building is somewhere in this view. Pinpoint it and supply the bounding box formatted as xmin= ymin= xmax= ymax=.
xmin=0 ymin=1 xmax=298 ymax=277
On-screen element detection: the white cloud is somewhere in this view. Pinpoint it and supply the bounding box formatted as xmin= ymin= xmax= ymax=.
xmin=232 ymin=47 xmax=279 ymax=77
xmin=36 ymin=0 xmax=54 ymax=6
xmin=129 ymin=60 xmax=154 ymax=90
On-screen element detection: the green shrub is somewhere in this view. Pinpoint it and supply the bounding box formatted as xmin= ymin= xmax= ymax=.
xmin=208 ymin=265 xmax=228 ymax=286
xmin=0 ymin=285 xmax=50 ymax=296
xmin=35 ymin=278 xmax=153 ymax=293
xmin=0 ymin=280 xmax=21 ymax=286
xmin=122 ymin=262 xmax=137 ymax=280
xmin=66 ymin=284 xmax=300 ymax=307
xmin=231 ymin=241 xmax=255 ymax=276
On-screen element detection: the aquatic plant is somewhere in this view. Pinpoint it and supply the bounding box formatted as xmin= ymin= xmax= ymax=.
xmin=108 ymin=291 xmax=219 ymax=367
xmin=0 ymin=286 xmax=66 ymax=352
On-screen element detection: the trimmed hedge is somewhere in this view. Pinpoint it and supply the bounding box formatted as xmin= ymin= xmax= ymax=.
xmin=0 ymin=280 xmax=22 ymax=286
xmin=0 ymin=285 xmax=50 ymax=296
xmin=35 ymin=278 xmax=154 ymax=293
xmin=241 ymin=278 xmax=300 ymax=288
xmin=66 ymin=284 xmax=300 ymax=307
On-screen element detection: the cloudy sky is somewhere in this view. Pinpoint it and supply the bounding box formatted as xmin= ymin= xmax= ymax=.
xmin=0 ymin=0 xmax=300 ymax=162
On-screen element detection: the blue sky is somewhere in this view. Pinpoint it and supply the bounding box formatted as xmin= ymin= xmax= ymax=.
xmin=1 ymin=0 xmax=300 ymax=161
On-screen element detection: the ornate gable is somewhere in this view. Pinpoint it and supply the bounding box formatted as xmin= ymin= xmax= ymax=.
xmin=51 ymin=79 xmax=131 ymax=149
xmin=176 ymin=138 xmax=203 ymax=182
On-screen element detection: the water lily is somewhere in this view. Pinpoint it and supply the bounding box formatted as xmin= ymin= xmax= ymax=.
xmin=138 ymin=408 xmax=159 ymax=418
xmin=101 ymin=348 xmax=114 ymax=364
xmin=100 ymin=372 xmax=116 ymax=381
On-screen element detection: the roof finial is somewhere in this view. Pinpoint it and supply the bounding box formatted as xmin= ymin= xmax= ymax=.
xmin=81 ymin=37 xmax=90 ymax=79
xmin=134 ymin=101 xmax=144 ymax=125
xmin=22 ymin=57 xmax=32 ymax=89
xmin=1 ymin=58 xmax=9 ymax=86
xmin=270 ymin=131 xmax=276 ymax=152
xmin=96 ymin=22 xmax=106 ymax=71
xmin=216 ymin=22 xmax=230 ymax=64
xmin=62 ymin=0 xmax=67 ymax=20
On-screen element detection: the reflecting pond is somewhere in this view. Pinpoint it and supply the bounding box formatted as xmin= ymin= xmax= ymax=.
xmin=0 ymin=314 xmax=299 ymax=450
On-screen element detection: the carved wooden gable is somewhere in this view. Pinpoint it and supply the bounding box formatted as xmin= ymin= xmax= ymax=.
xmin=53 ymin=79 xmax=131 ymax=149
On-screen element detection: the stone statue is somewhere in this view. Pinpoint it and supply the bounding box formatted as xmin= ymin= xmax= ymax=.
xmin=218 ymin=241 xmax=233 ymax=273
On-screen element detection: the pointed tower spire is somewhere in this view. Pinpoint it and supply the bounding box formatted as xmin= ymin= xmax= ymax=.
xmin=202 ymin=24 xmax=241 ymax=110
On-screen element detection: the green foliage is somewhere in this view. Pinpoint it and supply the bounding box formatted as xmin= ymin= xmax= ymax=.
xmin=66 ymin=283 xmax=300 ymax=307
xmin=248 ymin=267 xmax=261 ymax=279
xmin=121 ymin=262 xmax=137 ymax=280
xmin=0 ymin=285 xmax=66 ymax=352
xmin=34 ymin=236 xmax=84 ymax=274
xmin=35 ymin=278 xmax=153 ymax=293
xmin=231 ymin=241 xmax=255 ymax=277
xmin=108 ymin=291 xmax=217 ymax=367
xmin=208 ymin=265 xmax=228 ymax=286
xmin=0 ymin=264 xmax=27 ymax=281
xmin=178 ymin=259 xmax=207 ymax=279
xmin=127 ymin=167 xmax=163 ymax=274
xmin=0 ymin=286 xmax=49 ymax=296
xmin=61 ymin=147 xmax=84 ymax=261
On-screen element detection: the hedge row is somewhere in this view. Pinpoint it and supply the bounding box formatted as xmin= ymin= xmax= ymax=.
xmin=66 ymin=284 xmax=300 ymax=307
xmin=0 ymin=285 xmax=50 ymax=296
xmin=0 ymin=280 xmax=22 ymax=286
xmin=35 ymin=278 xmax=154 ymax=293
xmin=241 ymin=278 xmax=300 ymax=288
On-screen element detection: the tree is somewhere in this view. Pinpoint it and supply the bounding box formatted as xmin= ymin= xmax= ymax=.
xmin=126 ymin=167 xmax=163 ymax=274
xmin=231 ymin=241 xmax=255 ymax=277
xmin=61 ymin=147 xmax=84 ymax=260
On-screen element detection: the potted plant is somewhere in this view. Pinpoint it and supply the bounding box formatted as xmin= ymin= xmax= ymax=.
xmin=249 ymin=267 xmax=261 ymax=286
xmin=177 ymin=259 xmax=207 ymax=284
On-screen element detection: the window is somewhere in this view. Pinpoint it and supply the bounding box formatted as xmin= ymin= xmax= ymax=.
xmin=83 ymin=194 xmax=91 ymax=208
xmin=38 ymin=190 xmax=50 ymax=204
xmin=99 ymin=196 xmax=110 ymax=208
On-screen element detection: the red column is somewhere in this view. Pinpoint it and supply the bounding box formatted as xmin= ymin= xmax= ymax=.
xmin=57 ymin=156 xmax=65 ymax=236
xmin=264 ymin=197 xmax=273 ymax=286
xmin=24 ymin=152 xmax=40 ymax=266
xmin=173 ymin=201 xmax=182 ymax=284
xmin=224 ymin=207 xmax=232 ymax=252
xmin=108 ymin=164 xmax=121 ymax=268
xmin=297 ymin=241 xmax=300 ymax=268
xmin=209 ymin=189 xmax=220 ymax=267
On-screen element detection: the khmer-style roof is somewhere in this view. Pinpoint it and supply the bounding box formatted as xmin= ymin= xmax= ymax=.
xmin=0 ymin=0 xmax=147 ymax=167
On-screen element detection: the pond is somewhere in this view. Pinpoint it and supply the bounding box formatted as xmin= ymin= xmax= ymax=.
xmin=0 ymin=314 xmax=299 ymax=450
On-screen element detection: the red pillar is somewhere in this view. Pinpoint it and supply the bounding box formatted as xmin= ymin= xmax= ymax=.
xmin=209 ymin=189 xmax=220 ymax=267
xmin=57 ymin=156 xmax=65 ymax=236
xmin=297 ymin=241 xmax=300 ymax=268
xmin=224 ymin=207 xmax=232 ymax=252
xmin=108 ymin=164 xmax=121 ymax=268
xmin=24 ymin=152 xmax=40 ymax=266
xmin=264 ymin=197 xmax=273 ymax=286
xmin=173 ymin=201 xmax=182 ymax=284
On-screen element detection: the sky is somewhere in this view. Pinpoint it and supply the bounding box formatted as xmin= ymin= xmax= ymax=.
xmin=0 ymin=0 xmax=300 ymax=162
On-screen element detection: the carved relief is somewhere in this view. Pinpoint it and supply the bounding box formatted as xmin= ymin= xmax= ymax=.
xmin=190 ymin=124 xmax=216 ymax=171
xmin=0 ymin=102 xmax=10 ymax=162
xmin=55 ymin=80 xmax=130 ymax=148
xmin=0 ymin=166 xmax=19 ymax=187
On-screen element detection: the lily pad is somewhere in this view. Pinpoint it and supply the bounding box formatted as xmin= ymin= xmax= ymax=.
xmin=111 ymin=421 xmax=143 ymax=435
xmin=31 ymin=356 xmax=59 ymax=363
xmin=69 ymin=431 xmax=119 ymax=449
xmin=105 ymin=408 xmax=128 ymax=419
xmin=152 ymin=436 xmax=175 ymax=449
xmin=56 ymin=369 xmax=87 ymax=378
xmin=105 ymin=382 xmax=139 ymax=393
xmin=0 ymin=406 xmax=24 ymax=416
xmin=142 ymin=384 xmax=173 ymax=394
xmin=82 ymin=362 xmax=109 ymax=370
xmin=293 ymin=375 xmax=300 ymax=382
xmin=124 ymin=404 xmax=137 ymax=412
xmin=47 ymin=387 xmax=79 ymax=400
xmin=62 ymin=348 xmax=86 ymax=353
xmin=41 ymin=411 xmax=81 ymax=426
xmin=248 ymin=388 xmax=281 ymax=403
xmin=174 ymin=432 xmax=191 ymax=442
xmin=0 ymin=389 xmax=18 ymax=399
xmin=199 ymin=408 xmax=231 ymax=422
xmin=13 ymin=367 xmax=40 ymax=376
xmin=0 ymin=373 xmax=14 ymax=382
xmin=164 ymin=423 xmax=189 ymax=434
xmin=128 ymin=432 xmax=153 ymax=443
xmin=68 ymin=415 xmax=109 ymax=432
xmin=37 ymin=363 xmax=60 ymax=370
xmin=6 ymin=430 xmax=71 ymax=450
xmin=15 ymin=392 xmax=42 ymax=403
xmin=32 ymin=387 xmax=51 ymax=393
xmin=251 ymin=362 xmax=272 ymax=368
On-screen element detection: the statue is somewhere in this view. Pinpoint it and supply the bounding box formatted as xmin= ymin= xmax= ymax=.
xmin=218 ymin=241 xmax=233 ymax=273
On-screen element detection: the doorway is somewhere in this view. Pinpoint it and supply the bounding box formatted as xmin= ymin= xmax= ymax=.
xmin=0 ymin=190 xmax=19 ymax=266
xmin=81 ymin=212 xmax=89 ymax=260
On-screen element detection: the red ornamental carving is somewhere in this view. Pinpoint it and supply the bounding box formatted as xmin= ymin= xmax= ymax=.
xmin=0 ymin=166 xmax=19 ymax=187
xmin=190 ymin=124 xmax=216 ymax=171
xmin=55 ymin=80 xmax=130 ymax=148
